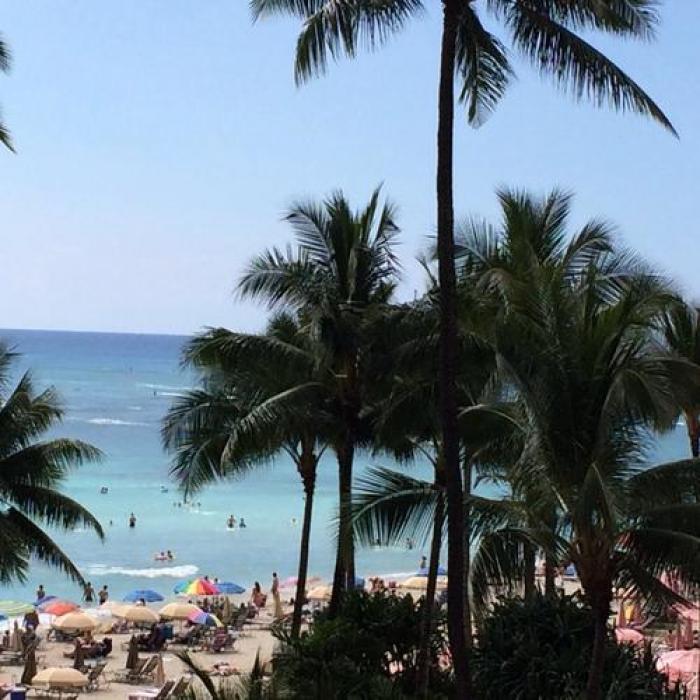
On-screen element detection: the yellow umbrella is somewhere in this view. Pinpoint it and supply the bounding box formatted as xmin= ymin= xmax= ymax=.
xmin=307 ymin=585 xmax=332 ymax=601
xmin=53 ymin=611 xmax=97 ymax=632
xmin=158 ymin=602 xmax=201 ymax=620
xmin=119 ymin=605 xmax=160 ymax=624
xmin=399 ymin=576 xmax=448 ymax=590
xmin=33 ymin=667 xmax=89 ymax=688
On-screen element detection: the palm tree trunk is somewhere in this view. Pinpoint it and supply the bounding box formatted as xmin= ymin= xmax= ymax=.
xmin=463 ymin=459 xmax=472 ymax=649
xmin=523 ymin=543 xmax=536 ymax=602
xmin=436 ymin=0 xmax=471 ymax=695
xmin=291 ymin=458 xmax=316 ymax=639
xmin=330 ymin=441 xmax=355 ymax=614
xmin=417 ymin=491 xmax=445 ymax=697
xmin=544 ymin=554 xmax=557 ymax=598
xmin=585 ymin=586 xmax=612 ymax=700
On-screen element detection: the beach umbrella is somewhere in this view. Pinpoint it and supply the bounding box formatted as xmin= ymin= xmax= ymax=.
xmin=0 ymin=601 xmax=33 ymax=617
xmin=34 ymin=595 xmax=57 ymax=608
xmin=123 ymin=589 xmax=164 ymax=603
xmin=33 ymin=667 xmax=89 ymax=688
xmin=417 ymin=566 xmax=447 ymax=577
xmin=187 ymin=610 xmax=223 ymax=627
xmin=399 ymin=575 xmax=448 ymax=590
xmin=53 ymin=611 xmax=97 ymax=632
xmin=675 ymin=603 xmax=700 ymax=623
xmin=120 ymin=606 xmax=159 ymax=624
xmin=657 ymin=648 xmax=700 ymax=685
xmin=99 ymin=600 xmax=129 ymax=617
xmin=20 ymin=642 xmax=37 ymax=685
xmin=159 ymin=602 xmax=202 ymax=620
xmin=10 ymin=622 xmax=22 ymax=652
xmin=215 ymin=582 xmax=245 ymax=595
xmin=39 ymin=600 xmax=78 ymax=616
xmin=307 ymin=585 xmax=332 ymax=602
xmin=125 ymin=635 xmax=139 ymax=670
xmin=173 ymin=578 xmax=219 ymax=596
xmin=614 ymin=628 xmax=644 ymax=645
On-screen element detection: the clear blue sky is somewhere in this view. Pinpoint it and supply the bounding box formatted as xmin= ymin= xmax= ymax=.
xmin=1 ymin=1 xmax=698 ymax=335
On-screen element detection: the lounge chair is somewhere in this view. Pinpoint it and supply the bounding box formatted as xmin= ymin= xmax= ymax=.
xmin=127 ymin=679 xmax=174 ymax=700
xmin=112 ymin=657 xmax=147 ymax=684
xmin=206 ymin=629 xmax=234 ymax=653
xmin=85 ymin=662 xmax=109 ymax=692
xmin=168 ymin=676 xmax=192 ymax=699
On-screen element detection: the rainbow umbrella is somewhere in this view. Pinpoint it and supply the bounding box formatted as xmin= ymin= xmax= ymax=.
xmin=174 ymin=578 xmax=220 ymax=596
xmin=187 ymin=610 xmax=223 ymax=627
xmin=39 ymin=600 xmax=78 ymax=616
xmin=0 ymin=601 xmax=34 ymax=616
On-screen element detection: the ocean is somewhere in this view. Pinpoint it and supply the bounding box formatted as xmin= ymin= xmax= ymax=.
xmin=0 ymin=328 xmax=691 ymax=606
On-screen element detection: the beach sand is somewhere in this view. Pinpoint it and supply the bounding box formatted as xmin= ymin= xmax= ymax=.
xmin=0 ymin=606 xmax=281 ymax=700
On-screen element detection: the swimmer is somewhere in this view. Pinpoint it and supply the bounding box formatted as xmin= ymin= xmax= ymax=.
xmin=239 ymin=517 xmax=246 ymax=528
xmin=129 ymin=513 xmax=136 ymax=528
xmin=227 ymin=515 xmax=236 ymax=529
xmin=154 ymin=551 xmax=167 ymax=561
xmin=290 ymin=517 xmax=298 ymax=526
xmin=166 ymin=550 xmax=174 ymax=560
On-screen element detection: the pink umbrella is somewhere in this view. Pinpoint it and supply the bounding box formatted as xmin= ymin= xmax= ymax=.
xmin=615 ymin=628 xmax=644 ymax=645
xmin=657 ymin=648 xmax=700 ymax=684
xmin=676 ymin=603 xmax=700 ymax=623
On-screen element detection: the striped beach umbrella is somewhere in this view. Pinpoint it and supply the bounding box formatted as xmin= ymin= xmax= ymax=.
xmin=187 ymin=610 xmax=223 ymax=627
xmin=0 ymin=600 xmax=34 ymax=616
xmin=173 ymin=577 xmax=219 ymax=596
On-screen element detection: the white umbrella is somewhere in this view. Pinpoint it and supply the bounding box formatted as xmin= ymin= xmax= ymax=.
xmin=33 ymin=667 xmax=89 ymax=688
xmin=120 ymin=606 xmax=159 ymax=624
xmin=159 ymin=602 xmax=201 ymax=620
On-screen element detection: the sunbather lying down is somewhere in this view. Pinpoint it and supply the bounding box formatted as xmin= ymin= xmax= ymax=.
xmin=208 ymin=662 xmax=240 ymax=677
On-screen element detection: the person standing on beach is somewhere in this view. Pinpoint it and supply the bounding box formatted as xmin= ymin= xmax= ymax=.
xmin=271 ymin=572 xmax=282 ymax=620
xmin=419 ymin=556 xmax=427 ymax=571
xmin=83 ymin=582 xmax=95 ymax=605
xmin=98 ymin=585 xmax=108 ymax=604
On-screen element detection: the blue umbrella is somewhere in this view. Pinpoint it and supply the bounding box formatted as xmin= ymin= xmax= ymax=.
xmin=123 ymin=589 xmax=164 ymax=603
xmin=34 ymin=595 xmax=57 ymax=607
xmin=215 ymin=582 xmax=245 ymax=595
xmin=417 ymin=566 xmax=447 ymax=577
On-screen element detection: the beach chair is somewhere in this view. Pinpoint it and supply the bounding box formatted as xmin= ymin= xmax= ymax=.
xmin=168 ymin=676 xmax=191 ymax=699
xmin=131 ymin=655 xmax=160 ymax=685
xmin=112 ymin=657 xmax=147 ymax=684
xmin=85 ymin=662 xmax=109 ymax=692
xmin=127 ymin=679 xmax=174 ymax=700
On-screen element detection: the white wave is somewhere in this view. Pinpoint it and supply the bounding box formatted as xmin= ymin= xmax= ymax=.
xmin=157 ymin=391 xmax=186 ymax=398
xmin=127 ymin=405 xmax=143 ymax=411
xmin=138 ymin=383 xmax=193 ymax=391
xmin=85 ymin=563 xmax=198 ymax=579
xmin=86 ymin=418 xmax=149 ymax=427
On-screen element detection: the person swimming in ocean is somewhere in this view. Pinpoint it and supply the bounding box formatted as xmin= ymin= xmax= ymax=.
xmin=239 ymin=517 xmax=246 ymax=528
xmin=227 ymin=515 xmax=236 ymax=529
xmin=166 ymin=550 xmax=174 ymax=560
xmin=129 ymin=513 xmax=136 ymax=528
xmin=154 ymin=551 xmax=167 ymax=561
xmin=100 ymin=486 xmax=108 ymax=494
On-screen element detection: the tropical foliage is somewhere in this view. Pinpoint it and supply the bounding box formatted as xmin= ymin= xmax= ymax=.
xmin=0 ymin=344 xmax=103 ymax=583
xmin=0 ymin=33 xmax=13 ymax=152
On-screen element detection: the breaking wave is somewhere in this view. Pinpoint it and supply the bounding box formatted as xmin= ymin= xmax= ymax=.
xmin=85 ymin=564 xmax=199 ymax=579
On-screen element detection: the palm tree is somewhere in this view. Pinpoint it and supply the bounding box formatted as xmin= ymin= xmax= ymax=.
xmin=454 ymin=189 xmax=700 ymax=698
xmin=249 ymin=2 xmax=675 ymax=689
xmin=163 ymin=313 xmax=331 ymax=638
xmin=235 ymin=187 xmax=400 ymax=610
xmin=0 ymin=35 xmax=13 ymax=152
xmin=0 ymin=345 xmax=102 ymax=583
xmin=663 ymin=301 xmax=700 ymax=457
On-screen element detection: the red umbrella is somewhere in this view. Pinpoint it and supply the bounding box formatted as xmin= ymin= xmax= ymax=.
xmin=40 ymin=600 xmax=78 ymax=616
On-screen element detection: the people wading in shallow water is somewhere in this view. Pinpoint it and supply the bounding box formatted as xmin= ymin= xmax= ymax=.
xmin=129 ymin=512 xmax=136 ymax=528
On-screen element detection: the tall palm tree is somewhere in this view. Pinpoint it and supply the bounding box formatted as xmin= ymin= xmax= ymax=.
xmin=461 ymin=192 xmax=700 ymax=700
xmin=163 ymin=313 xmax=331 ymax=638
xmin=249 ymin=2 xmax=675 ymax=690
xmin=663 ymin=301 xmax=700 ymax=457
xmin=0 ymin=35 xmax=13 ymax=152
xmin=235 ymin=187 xmax=400 ymax=610
xmin=0 ymin=345 xmax=102 ymax=583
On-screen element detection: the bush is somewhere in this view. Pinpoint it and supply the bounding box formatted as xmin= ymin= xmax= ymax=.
xmin=271 ymin=590 xmax=452 ymax=698
xmin=472 ymin=593 xmax=683 ymax=699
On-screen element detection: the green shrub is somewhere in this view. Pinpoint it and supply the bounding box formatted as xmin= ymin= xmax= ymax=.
xmin=472 ymin=593 xmax=683 ymax=699
xmin=271 ymin=591 xmax=452 ymax=698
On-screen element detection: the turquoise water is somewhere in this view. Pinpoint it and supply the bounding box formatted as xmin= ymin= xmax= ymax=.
xmin=0 ymin=328 xmax=691 ymax=605
xmin=0 ymin=329 xmax=436 ymax=604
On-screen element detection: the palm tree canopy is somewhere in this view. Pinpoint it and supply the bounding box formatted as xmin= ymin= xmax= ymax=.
xmin=0 ymin=346 xmax=103 ymax=584
xmin=0 ymin=34 xmax=13 ymax=151
xmin=250 ymin=0 xmax=675 ymax=133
